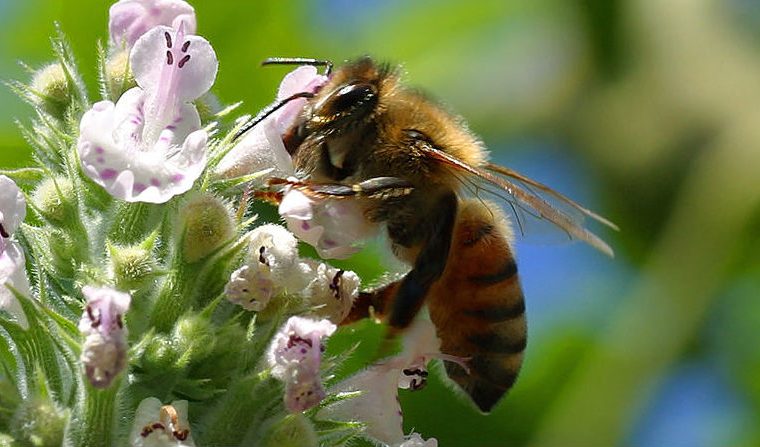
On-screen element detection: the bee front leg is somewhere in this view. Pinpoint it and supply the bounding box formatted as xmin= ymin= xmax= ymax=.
xmin=386 ymin=191 xmax=458 ymax=333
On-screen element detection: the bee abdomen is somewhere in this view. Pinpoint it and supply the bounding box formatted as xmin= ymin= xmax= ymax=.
xmin=428 ymin=199 xmax=527 ymax=413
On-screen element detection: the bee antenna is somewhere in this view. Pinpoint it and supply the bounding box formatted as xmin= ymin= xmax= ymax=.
xmin=261 ymin=57 xmax=334 ymax=76
xmin=233 ymin=91 xmax=315 ymax=141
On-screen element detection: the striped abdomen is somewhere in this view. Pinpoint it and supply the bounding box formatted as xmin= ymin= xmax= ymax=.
xmin=427 ymin=199 xmax=526 ymax=413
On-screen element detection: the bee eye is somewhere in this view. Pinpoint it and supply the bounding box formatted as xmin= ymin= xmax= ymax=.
xmin=327 ymin=83 xmax=377 ymax=115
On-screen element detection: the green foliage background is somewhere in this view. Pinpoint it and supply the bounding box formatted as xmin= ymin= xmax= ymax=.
xmin=3 ymin=0 xmax=760 ymax=446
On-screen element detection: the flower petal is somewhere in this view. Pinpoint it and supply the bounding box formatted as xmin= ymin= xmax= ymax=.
xmin=0 ymin=241 xmax=30 ymax=329
xmin=130 ymin=397 xmax=196 ymax=447
xmin=320 ymin=366 xmax=404 ymax=445
xmin=304 ymin=264 xmax=360 ymax=323
xmin=281 ymin=192 xmax=376 ymax=259
xmin=109 ymin=0 xmax=197 ymax=48
xmin=214 ymin=118 xmax=295 ymax=179
xmin=79 ymin=286 xmax=131 ymax=388
xmin=274 ymin=66 xmax=328 ymax=134
xmin=131 ymin=25 xmax=218 ymax=103
xmin=225 ymin=263 xmax=274 ymax=311
xmin=0 ymin=175 xmax=27 ymax=238
xmin=78 ymin=95 xmax=207 ymax=203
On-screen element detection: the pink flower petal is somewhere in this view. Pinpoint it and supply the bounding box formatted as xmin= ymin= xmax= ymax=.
xmin=0 ymin=241 xmax=30 ymax=329
xmin=274 ymin=66 xmax=328 ymax=134
xmin=0 ymin=175 xmax=27 ymax=239
xmin=131 ymin=25 xmax=218 ymax=104
xmin=78 ymin=95 xmax=207 ymax=203
xmin=109 ymin=0 xmax=197 ymax=47
xmin=214 ymin=118 xmax=295 ymax=179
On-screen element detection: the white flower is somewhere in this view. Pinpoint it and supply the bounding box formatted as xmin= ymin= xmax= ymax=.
xmin=78 ymin=25 xmax=217 ymax=203
xmin=79 ymin=286 xmax=131 ymax=388
xmin=319 ymin=318 xmax=462 ymax=445
xmin=109 ymin=0 xmax=196 ymax=48
xmin=321 ymin=364 xmax=404 ymax=444
xmin=279 ymin=188 xmax=376 ymax=259
xmin=0 ymin=175 xmax=26 ymax=252
xmin=267 ymin=316 xmax=336 ymax=412
xmin=225 ymin=224 xmax=315 ymax=311
xmin=394 ymin=433 xmax=438 ymax=447
xmin=225 ymin=263 xmax=275 ymax=312
xmin=0 ymin=176 xmax=30 ymax=329
xmin=0 ymin=242 xmax=31 ymax=329
xmin=130 ymin=397 xmax=195 ymax=447
xmin=303 ymin=263 xmax=360 ymax=323
xmin=215 ymin=66 xmax=327 ymax=179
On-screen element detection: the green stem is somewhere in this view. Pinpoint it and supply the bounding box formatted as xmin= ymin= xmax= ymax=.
xmin=108 ymin=202 xmax=163 ymax=245
xmin=67 ymin=380 xmax=121 ymax=447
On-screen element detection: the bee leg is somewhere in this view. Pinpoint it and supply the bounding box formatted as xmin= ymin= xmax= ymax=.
xmin=386 ymin=192 xmax=458 ymax=333
xmin=275 ymin=177 xmax=414 ymax=200
xmin=343 ymin=283 xmax=400 ymax=325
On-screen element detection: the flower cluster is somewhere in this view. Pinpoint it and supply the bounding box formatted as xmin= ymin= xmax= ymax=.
xmin=225 ymin=224 xmax=360 ymax=323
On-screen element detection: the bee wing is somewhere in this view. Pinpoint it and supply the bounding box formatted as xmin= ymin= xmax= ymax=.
xmin=422 ymin=146 xmax=616 ymax=257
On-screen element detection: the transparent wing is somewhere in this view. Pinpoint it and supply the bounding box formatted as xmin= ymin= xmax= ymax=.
xmin=422 ymin=146 xmax=617 ymax=257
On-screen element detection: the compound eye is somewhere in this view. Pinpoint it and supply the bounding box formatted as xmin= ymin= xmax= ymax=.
xmin=327 ymin=83 xmax=377 ymax=115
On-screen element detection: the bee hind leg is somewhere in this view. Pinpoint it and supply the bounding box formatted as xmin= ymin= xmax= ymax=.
xmin=385 ymin=191 xmax=458 ymax=333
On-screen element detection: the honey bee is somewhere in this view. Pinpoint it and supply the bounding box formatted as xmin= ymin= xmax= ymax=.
xmin=236 ymin=56 xmax=615 ymax=412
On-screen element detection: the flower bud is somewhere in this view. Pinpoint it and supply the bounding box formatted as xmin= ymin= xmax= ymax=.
xmin=262 ymin=414 xmax=318 ymax=447
xmin=171 ymin=314 xmax=215 ymax=365
xmin=32 ymin=176 xmax=76 ymax=225
xmin=30 ymin=62 xmax=71 ymax=119
xmin=180 ymin=192 xmax=235 ymax=263
xmin=139 ymin=334 xmax=178 ymax=371
xmin=49 ymin=230 xmax=84 ymax=277
xmin=10 ymin=397 xmax=67 ymax=446
xmin=104 ymin=48 xmax=136 ymax=100
xmin=108 ymin=242 xmax=156 ymax=290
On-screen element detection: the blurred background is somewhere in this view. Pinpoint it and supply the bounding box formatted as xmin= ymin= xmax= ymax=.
xmin=2 ymin=0 xmax=760 ymax=446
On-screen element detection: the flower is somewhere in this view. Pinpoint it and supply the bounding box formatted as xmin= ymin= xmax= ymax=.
xmin=79 ymin=286 xmax=131 ymax=388
xmin=130 ymin=397 xmax=195 ymax=447
xmin=279 ymin=188 xmax=376 ymax=259
xmin=109 ymin=0 xmax=197 ymax=48
xmin=319 ymin=318 xmax=462 ymax=445
xmin=225 ymin=224 xmax=310 ymax=311
xmin=267 ymin=316 xmax=336 ymax=413
xmin=0 ymin=242 xmax=31 ymax=329
xmin=323 ymin=364 xmax=404 ymax=444
xmin=0 ymin=175 xmax=30 ymax=329
xmin=0 ymin=175 xmax=26 ymax=256
xmin=78 ymin=25 xmax=217 ymax=203
xmin=214 ymin=66 xmax=327 ymax=179
xmin=303 ymin=263 xmax=360 ymax=323
xmin=395 ymin=433 xmax=438 ymax=447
